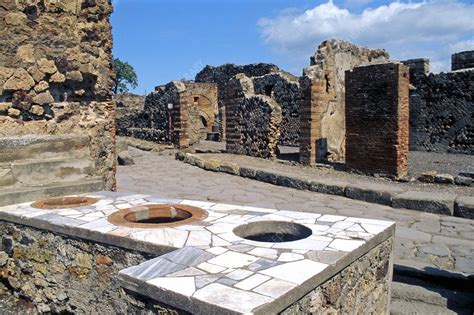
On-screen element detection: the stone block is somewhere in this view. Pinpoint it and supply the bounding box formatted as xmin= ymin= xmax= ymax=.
xmin=240 ymin=167 xmax=257 ymax=179
xmin=454 ymin=176 xmax=472 ymax=186
xmin=392 ymin=191 xmax=456 ymax=215
xmin=256 ymin=170 xmax=279 ymax=185
xmin=345 ymin=182 xmax=403 ymax=206
xmin=276 ymin=175 xmax=309 ymax=190
xmin=203 ymin=159 xmax=220 ymax=172
xmin=454 ymin=196 xmax=474 ymax=219
xmin=218 ymin=162 xmax=240 ymax=175
xmin=308 ymin=179 xmax=348 ymax=196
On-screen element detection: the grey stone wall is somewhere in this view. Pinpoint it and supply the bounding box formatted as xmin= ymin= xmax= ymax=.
xmin=452 ymin=51 xmax=474 ymax=71
xmin=0 ymin=221 xmax=186 ymax=314
xmin=281 ymin=237 xmax=393 ymax=314
xmin=253 ymin=73 xmax=300 ymax=146
xmin=408 ymin=70 xmax=473 ymax=154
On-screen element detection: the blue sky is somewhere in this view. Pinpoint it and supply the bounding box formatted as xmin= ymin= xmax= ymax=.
xmin=112 ymin=0 xmax=474 ymax=95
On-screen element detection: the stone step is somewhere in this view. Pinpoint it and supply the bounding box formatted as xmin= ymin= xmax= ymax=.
xmin=0 ymin=178 xmax=104 ymax=207
xmin=0 ymin=134 xmax=91 ymax=163
xmin=4 ymin=157 xmax=96 ymax=187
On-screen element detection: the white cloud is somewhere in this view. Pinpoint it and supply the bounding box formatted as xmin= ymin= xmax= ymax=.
xmin=258 ymin=0 xmax=474 ymax=72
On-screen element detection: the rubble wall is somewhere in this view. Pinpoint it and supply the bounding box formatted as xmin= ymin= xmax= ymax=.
xmin=299 ymin=40 xmax=389 ymax=165
xmin=226 ymin=74 xmax=282 ymax=159
xmin=408 ymin=70 xmax=473 ymax=155
xmin=0 ymin=0 xmax=116 ymax=189
xmin=253 ymin=73 xmax=300 ymax=146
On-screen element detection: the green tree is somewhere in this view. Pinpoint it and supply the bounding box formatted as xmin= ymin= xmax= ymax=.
xmin=112 ymin=58 xmax=138 ymax=94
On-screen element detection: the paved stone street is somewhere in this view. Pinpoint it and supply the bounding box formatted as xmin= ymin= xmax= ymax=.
xmin=118 ymin=148 xmax=474 ymax=276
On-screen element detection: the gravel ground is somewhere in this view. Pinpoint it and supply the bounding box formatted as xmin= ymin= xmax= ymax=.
xmin=408 ymin=151 xmax=473 ymax=177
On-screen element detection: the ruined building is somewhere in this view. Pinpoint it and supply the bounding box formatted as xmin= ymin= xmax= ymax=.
xmin=299 ymin=40 xmax=390 ymax=165
xmin=116 ymin=81 xmax=218 ymax=147
xmin=0 ymin=0 xmax=115 ymax=204
xmin=402 ymin=53 xmax=473 ymax=155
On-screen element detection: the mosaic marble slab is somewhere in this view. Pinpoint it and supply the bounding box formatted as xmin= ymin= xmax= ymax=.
xmin=0 ymin=192 xmax=395 ymax=314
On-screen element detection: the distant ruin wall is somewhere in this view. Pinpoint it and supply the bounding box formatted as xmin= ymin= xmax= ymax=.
xmin=0 ymin=0 xmax=116 ymax=189
xmin=253 ymin=73 xmax=300 ymax=146
xmin=114 ymin=93 xmax=145 ymax=117
xmin=345 ymin=63 xmax=409 ymax=177
xmin=226 ymin=74 xmax=282 ymax=159
xmin=115 ymin=81 xmax=218 ymax=147
xmin=408 ymin=70 xmax=473 ymax=154
xmin=299 ymin=40 xmax=389 ymax=165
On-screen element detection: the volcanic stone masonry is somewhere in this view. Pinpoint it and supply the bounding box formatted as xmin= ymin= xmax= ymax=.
xmin=0 ymin=0 xmax=116 ymax=189
xmin=345 ymin=63 xmax=409 ymax=177
xmin=116 ymin=81 xmax=217 ymax=147
xmin=299 ymin=40 xmax=389 ymax=165
xmin=225 ymin=74 xmax=282 ymax=159
xmin=402 ymin=53 xmax=473 ymax=155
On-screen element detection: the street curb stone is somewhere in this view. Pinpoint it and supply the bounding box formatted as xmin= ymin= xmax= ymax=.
xmin=392 ymin=191 xmax=456 ymax=216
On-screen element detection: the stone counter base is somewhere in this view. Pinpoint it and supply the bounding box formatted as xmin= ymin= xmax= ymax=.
xmin=0 ymin=222 xmax=183 ymax=314
xmin=282 ymin=237 xmax=393 ymax=314
xmin=1 ymin=220 xmax=393 ymax=314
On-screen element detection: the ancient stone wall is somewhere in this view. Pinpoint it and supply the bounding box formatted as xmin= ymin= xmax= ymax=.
xmin=299 ymin=39 xmax=389 ymax=165
xmin=226 ymin=74 xmax=282 ymax=159
xmin=0 ymin=0 xmax=116 ymax=189
xmin=281 ymin=237 xmax=393 ymax=314
xmin=195 ymin=63 xmax=280 ymax=140
xmin=404 ymin=57 xmax=473 ymax=155
xmin=452 ymin=50 xmax=474 ymax=71
xmin=116 ymin=81 xmax=217 ymax=147
xmin=345 ymin=63 xmax=409 ymax=177
xmin=114 ymin=93 xmax=145 ymax=117
xmin=0 ymin=221 xmax=186 ymax=314
xmin=253 ymin=73 xmax=300 ymax=146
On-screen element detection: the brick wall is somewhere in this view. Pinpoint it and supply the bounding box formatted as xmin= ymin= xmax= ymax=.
xmin=345 ymin=63 xmax=409 ymax=177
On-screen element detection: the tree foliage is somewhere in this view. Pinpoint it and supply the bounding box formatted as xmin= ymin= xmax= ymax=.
xmin=112 ymin=58 xmax=138 ymax=94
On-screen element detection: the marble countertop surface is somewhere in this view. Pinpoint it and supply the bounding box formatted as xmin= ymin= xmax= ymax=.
xmin=0 ymin=191 xmax=395 ymax=314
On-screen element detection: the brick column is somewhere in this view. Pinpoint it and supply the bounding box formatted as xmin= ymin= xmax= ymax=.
xmin=171 ymin=92 xmax=189 ymax=149
xmin=345 ymin=63 xmax=409 ymax=177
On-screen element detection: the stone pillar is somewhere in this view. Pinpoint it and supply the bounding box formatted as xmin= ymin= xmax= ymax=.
xmin=345 ymin=63 xmax=409 ymax=177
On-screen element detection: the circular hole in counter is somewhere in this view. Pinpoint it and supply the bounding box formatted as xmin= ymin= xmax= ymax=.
xmin=233 ymin=221 xmax=312 ymax=243
xmin=107 ymin=204 xmax=208 ymax=228
xmin=31 ymin=196 xmax=98 ymax=209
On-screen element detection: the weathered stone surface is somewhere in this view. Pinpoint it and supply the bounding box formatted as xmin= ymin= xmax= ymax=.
xmin=3 ymin=69 xmax=35 ymax=91
xmin=393 ymin=191 xmax=456 ymax=215
xmin=309 ymin=179 xmax=348 ymax=196
xmin=7 ymin=108 xmax=20 ymax=117
xmin=0 ymin=222 xmax=182 ymax=314
xmin=16 ymin=44 xmax=35 ymax=64
xmin=203 ymin=159 xmax=220 ymax=172
xmin=240 ymin=166 xmax=258 ymax=179
xmin=282 ymin=238 xmax=393 ymax=314
xmin=418 ymin=171 xmax=437 ymax=183
xmin=277 ymin=175 xmax=309 ymax=190
xmin=454 ymin=176 xmax=472 ymax=186
xmin=434 ymin=173 xmax=455 ymax=184
xmin=34 ymin=81 xmax=49 ymax=93
xmin=0 ymin=0 xmax=116 ymax=190
xmin=65 ymin=71 xmax=84 ymax=82
xmin=50 ymin=72 xmax=66 ymax=83
xmin=454 ymin=196 xmax=474 ymax=219
xmin=218 ymin=161 xmax=240 ymax=175
xmin=36 ymin=58 xmax=57 ymax=75
xmin=32 ymin=91 xmax=54 ymax=105
xmin=30 ymin=105 xmax=44 ymax=116
xmin=345 ymin=182 xmax=404 ymax=206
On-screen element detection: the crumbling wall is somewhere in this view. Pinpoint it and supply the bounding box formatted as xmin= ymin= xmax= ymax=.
xmin=345 ymin=63 xmax=409 ymax=177
xmin=408 ymin=70 xmax=473 ymax=154
xmin=226 ymin=74 xmax=282 ymax=159
xmin=253 ymin=73 xmax=300 ymax=146
xmin=0 ymin=0 xmax=116 ymax=189
xmin=114 ymin=93 xmax=145 ymax=117
xmin=196 ymin=63 xmax=280 ymax=140
xmin=115 ymin=81 xmax=218 ymax=147
xmin=299 ymin=39 xmax=389 ymax=165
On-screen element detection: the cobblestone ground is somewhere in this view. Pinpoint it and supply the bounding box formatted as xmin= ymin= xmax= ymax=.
xmin=118 ymin=148 xmax=474 ymax=276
